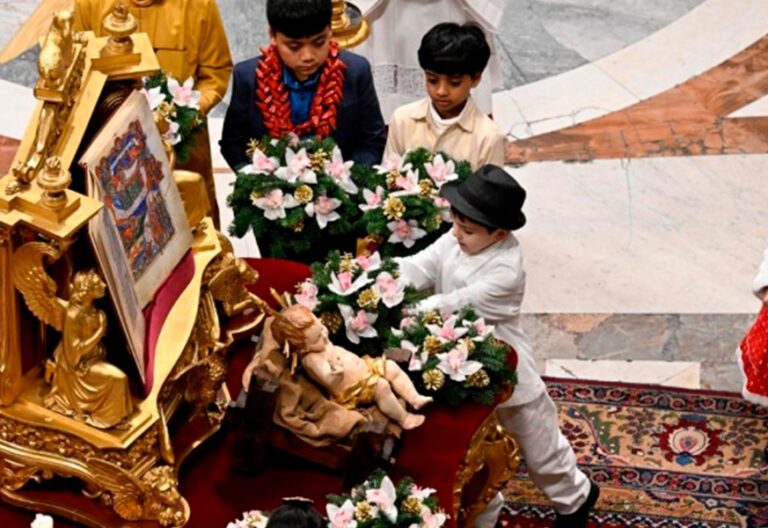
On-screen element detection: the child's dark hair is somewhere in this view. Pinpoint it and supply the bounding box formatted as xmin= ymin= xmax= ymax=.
xmin=267 ymin=0 xmax=332 ymax=39
xmin=418 ymin=23 xmax=491 ymax=76
xmin=265 ymin=500 xmax=325 ymax=528
xmin=451 ymin=207 xmax=497 ymax=233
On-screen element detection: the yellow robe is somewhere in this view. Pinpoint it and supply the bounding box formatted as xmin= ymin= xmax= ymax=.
xmin=74 ymin=0 xmax=233 ymax=224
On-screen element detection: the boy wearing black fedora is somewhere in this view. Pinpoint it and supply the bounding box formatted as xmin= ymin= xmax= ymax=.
xmin=396 ymin=165 xmax=599 ymax=528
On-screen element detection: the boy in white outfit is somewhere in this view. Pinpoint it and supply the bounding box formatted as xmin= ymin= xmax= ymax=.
xmin=395 ymin=165 xmax=600 ymax=528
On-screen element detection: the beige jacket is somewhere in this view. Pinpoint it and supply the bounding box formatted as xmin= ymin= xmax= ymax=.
xmin=384 ymin=97 xmax=507 ymax=170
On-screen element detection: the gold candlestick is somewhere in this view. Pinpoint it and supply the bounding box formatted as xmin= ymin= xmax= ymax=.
xmin=330 ymin=0 xmax=369 ymax=49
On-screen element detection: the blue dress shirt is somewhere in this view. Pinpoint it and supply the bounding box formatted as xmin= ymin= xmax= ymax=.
xmin=283 ymin=65 xmax=320 ymax=127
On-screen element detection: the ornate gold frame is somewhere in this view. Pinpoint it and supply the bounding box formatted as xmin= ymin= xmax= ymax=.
xmin=0 ymin=6 xmax=259 ymax=526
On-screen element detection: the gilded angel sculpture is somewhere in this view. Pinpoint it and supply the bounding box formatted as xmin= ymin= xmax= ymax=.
xmin=12 ymin=242 xmax=133 ymax=429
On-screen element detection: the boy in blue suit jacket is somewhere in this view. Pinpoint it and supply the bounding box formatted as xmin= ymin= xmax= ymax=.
xmin=220 ymin=0 xmax=386 ymax=170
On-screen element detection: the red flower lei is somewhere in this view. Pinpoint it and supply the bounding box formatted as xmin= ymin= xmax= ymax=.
xmin=255 ymin=41 xmax=346 ymax=138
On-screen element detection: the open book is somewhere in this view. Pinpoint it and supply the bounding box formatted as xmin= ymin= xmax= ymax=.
xmin=80 ymin=90 xmax=193 ymax=382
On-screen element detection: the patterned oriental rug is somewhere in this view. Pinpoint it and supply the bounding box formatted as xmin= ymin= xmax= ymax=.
xmin=499 ymin=379 xmax=768 ymax=528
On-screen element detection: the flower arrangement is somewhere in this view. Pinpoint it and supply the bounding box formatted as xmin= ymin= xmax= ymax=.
xmin=326 ymin=470 xmax=446 ymax=528
xmin=141 ymin=71 xmax=206 ymax=163
xmin=354 ymin=149 xmax=472 ymax=257
xmin=296 ymin=250 xmax=423 ymax=357
xmin=229 ymin=136 xmax=360 ymax=261
xmin=389 ymin=306 xmax=516 ymax=406
xmin=227 ymin=510 xmax=269 ymax=528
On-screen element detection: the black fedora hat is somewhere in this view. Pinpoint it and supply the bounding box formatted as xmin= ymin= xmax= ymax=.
xmin=439 ymin=164 xmax=526 ymax=230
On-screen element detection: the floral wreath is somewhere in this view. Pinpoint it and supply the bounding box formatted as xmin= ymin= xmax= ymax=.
xmin=295 ymin=250 xmax=423 ymax=357
xmin=389 ymin=306 xmax=517 ymax=406
xmin=354 ymin=149 xmax=472 ymax=258
xmin=255 ymin=42 xmax=346 ymax=138
xmin=229 ymin=135 xmax=360 ymax=261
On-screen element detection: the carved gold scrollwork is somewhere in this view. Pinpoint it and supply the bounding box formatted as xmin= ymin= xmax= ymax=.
xmin=87 ymin=459 xmax=189 ymax=526
xmin=454 ymin=412 xmax=521 ymax=526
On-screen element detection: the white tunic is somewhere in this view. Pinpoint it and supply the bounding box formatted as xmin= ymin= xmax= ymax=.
xmin=354 ymin=0 xmax=505 ymax=119
xmin=754 ymin=240 xmax=768 ymax=299
xmin=396 ymin=231 xmax=546 ymax=406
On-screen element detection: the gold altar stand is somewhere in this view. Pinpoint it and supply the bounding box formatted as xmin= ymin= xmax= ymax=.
xmin=0 ymin=6 xmax=259 ymax=527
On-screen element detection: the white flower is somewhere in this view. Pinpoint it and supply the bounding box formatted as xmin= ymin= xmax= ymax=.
xmin=433 ymin=195 xmax=452 ymax=222
xmin=436 ymin=341 xmax=483 ymax=381
xmin=327 ymin=500 xmax=358 ymax=528
xmin=295 ymin=280 xmax=319 ymax=311
xmin=251 ymin=188 xmax=300 ymax=220
xmin=387 ymin=219 xmax=427 ymax=248
xmin=161 ymin=119 xmax=181 ymax=145
xmin=402 ymin=340 xmax=428 ymax=371
xmin=275 ymin=147 xmax=317 ymax=184
xmin=365 ymin=475 xmax=398 ymax=522
xmin=30 ymin=514 xmax=54 ymax=528
xmin=390 ymin=169 xmax=420 ymax=197
xmin=324 ymin=146 xmax=357 ymax=194
xmin=359 ymin=186 xmax=385 ymax=212
xmin=408 ymin=508 xmax=447 ymax=528
xmin=464 ymin=317 xmax=495 ymax=340
xmin=424 ymin=154 xmax=458 ymax=188
xmin=338 ymin=305 xmax=378 ymax=344
xmin=427 ymin=315 xmax=468 ymax=343
xmin=355 ymin=251 xmax=381 ymax=272
xmin=140 ymin=85 xmax=165 ymax=110
xmin=375 ymin=152 xmax=412 ymax=174
xmin=373 ymin=272 xmax=405 ymax=308
xmin=410 ymin=484 xmax=437 ymax=500
xmin=243 ymin=148 xmax=279 ymax=174
xmin=328 ymin=271 xmax=372 ymax=296
xmin=305 ymin=195 xmax=341 ymax=229
xmin=167 ymin=76 xmax=200 ymax=109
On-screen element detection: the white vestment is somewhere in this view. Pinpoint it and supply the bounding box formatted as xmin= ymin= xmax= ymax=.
xmin=396 ymin=231 xmax=591 ymax=521
xmin=355 ymin=0 xmax=504 ymax=119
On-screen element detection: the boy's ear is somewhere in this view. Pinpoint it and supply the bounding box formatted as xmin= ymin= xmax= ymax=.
xmin=492 ymin=229 xmax=509 ymax=241
xmin=471 ymin=72 xmax=483 ymax=89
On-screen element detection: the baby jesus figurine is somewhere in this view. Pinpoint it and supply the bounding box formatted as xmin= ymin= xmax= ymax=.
xmin=271 ymin=305 xmax=432 ymax=430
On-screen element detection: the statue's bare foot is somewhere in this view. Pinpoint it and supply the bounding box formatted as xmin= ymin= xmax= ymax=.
xmin=401 ymin=413 xmax=425 ymax=430
xmin=411 ymin=395 xmax=433 ymax=410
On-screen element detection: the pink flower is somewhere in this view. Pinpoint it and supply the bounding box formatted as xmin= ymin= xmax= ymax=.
xmin=167 ymin=76 xmax=200 ymax=109
xmin=295 ymin=280 xmax=319 ymax=311
xmin=387 ymin=219 xmax=427 ymax=248
xmin=365 ymin=475 xmax=398 ymax=522
xmin=324 ymin=146 xmax=357 ymax=193
xmin=374 ymin=272 xmax=405 ymax=308
xmin=250 ymin=148 xmax=279 ymax=174
xmin=359 ymin=186 xmax=385 ymax=212
xmin=338 ymin=271 xmax=353 ymax=291
xmin=375 ymin=153 xmax=412 ymax=175
xmin=275 ymin=147 xmax=317 ymax=184
xmin=424 ymin=154 xmax=458 ymax=188
xmin=436 ymin=341 xmax=482 ymax=382
xmin=251 ymin=188 xmax=299 ymax=220
xmin=426 ymin=315 xmax=468 ymax=342
xmin=400 ymin=316 xmax=416 ymax=330
xmin=328 ymin=271 xmax=371 ymax=296
xmin=433 ymin=195 xmax=452 ymax=222
xmin=327 ymin=500 xmax=357 ymax=528
xmin=391 ymin=170 xmax=419 ymax=195
xmin=140 ymin=85 xmax=165 ymax=110
xmin=410 ymin=484 xmax=436 ymax=500
xmin=305 ymin=195 xmax=341 ymax=229
xmin=338 ymin=305 xmax=378 ymax=344
xmin=355 ymin=251 xmax=381 ymax=272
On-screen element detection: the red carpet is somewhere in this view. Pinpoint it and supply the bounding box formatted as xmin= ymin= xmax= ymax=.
xmin=499 ymin=378 xmax=768 ymax=528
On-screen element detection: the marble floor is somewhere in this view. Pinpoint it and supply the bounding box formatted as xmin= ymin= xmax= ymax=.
xmin=0 ymin=0 xmax=764 ymax=394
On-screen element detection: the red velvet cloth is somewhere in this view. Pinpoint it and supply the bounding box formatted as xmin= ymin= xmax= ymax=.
xmin=141 ymin=250 xmax=196 ymax=395
xmin=739 ymin=305 xmax=768 ymax=406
